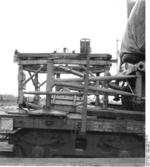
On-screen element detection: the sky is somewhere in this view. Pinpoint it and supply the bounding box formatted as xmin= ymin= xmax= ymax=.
xmin=0 ymin=0 xmax=127 ymax=95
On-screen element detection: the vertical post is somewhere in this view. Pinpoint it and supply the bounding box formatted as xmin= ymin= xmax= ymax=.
xmin=34 ymin=74 xmax=40 ymax=104
xmin=113 ymin=39 xmax=120 ymax=101
xmin=135 ymin=71 xmax=142 ymax=97
xmin=102 ymin=66 xmax=110 ymax=109
xmin=95 ymin=72 xmax=100 ymax=106
xmin=34 ymin=74 xmax=39 ymax=90
xmin=80 ymin=39 xmax=90 ymax=134
xmin=75 ymin=39 xmax=90 ymax=151
xmin=18 ymin=65 xmax=24 ymax=108
xmin=46 ymin=60 xmax=54 ymax=109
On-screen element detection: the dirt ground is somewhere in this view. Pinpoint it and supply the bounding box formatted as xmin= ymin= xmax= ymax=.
xmin=0 ymin=158 xmax=145 ymax=166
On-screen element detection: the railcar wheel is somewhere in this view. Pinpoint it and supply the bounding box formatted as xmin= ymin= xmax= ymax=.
xmin=13 ymin=145 xmax=25 ymax=157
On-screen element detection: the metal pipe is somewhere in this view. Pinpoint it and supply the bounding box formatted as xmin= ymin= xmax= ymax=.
xmin=55 ymin=82 xmax=136 ymax=96
xmin=55 ymin=75 xmax=136 ymax=83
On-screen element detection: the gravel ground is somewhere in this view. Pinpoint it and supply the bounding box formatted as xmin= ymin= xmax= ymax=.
xmin=0 ymin=158 xmax=145 ymax=166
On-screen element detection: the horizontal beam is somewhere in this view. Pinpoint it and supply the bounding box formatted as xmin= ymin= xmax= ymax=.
xmin=78 ymin=105 xmax=145 ymax=116
xmin=13 ymin=116 xmax=144 ymax=134
xmin=24 ymin=66 xmax=105 ymax=74
xmin=23 ymin=91 xmax=84 ymax=96
xmin=18 ymin=59 xmax=111 ymax=66
xmin=55 ymin=75 xmax=136 ymax=82
xmin=86 ymin=119 xmax=144 ymax=134
xmin=15 ymin=51 xmax=112 ymax=60
xmin=19 ymin=60 xmax=47 ymax=65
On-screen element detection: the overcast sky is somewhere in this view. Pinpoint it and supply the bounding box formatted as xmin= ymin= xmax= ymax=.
xmin=0 ymin=0 xmax=127 ymax=95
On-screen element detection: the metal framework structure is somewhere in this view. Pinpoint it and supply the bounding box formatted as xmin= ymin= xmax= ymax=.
xmin=0 ymin=39 xmax=145 ymax=157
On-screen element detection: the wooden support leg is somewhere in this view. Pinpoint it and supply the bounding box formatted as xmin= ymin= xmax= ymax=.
xmin=95 ymin=72 xmax=100 ymax=106
xmin=102 ymin=67 xmax=110 ymax=109
xmin=46 ymin=60 xmax=54 ymax=109
xmin=75 ymin=39 xmax=91 ymax=151
xmin=18 ymin=65 xmax=24 ymax=107
xmin=81 ymin=39 xmax=90 ymax=134
xmin=34 ymin=74 xmax=40 ymax=104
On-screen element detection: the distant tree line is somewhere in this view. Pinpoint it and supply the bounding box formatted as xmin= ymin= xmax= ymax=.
xmin=0 ymin=94 xmax=17 ymax=102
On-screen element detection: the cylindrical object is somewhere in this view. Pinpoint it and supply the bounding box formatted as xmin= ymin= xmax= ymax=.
xmin=80 ymin=38 xmax=90 ymax=54
xmin=137 ymin=61 xmax=145 ymax=72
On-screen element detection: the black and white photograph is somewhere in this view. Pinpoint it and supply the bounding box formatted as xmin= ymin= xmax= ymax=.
xmin=0 ymin=0 xmax=146 ymax=166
